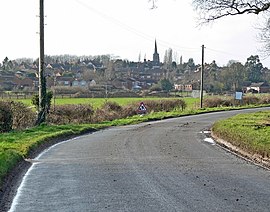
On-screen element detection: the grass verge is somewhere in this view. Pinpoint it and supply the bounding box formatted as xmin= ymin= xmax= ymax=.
xmin=212 ymin=110 xmax=270 ymax=158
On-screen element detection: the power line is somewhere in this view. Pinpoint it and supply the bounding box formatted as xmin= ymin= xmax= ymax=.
xmin=71 ymin=0 xmax=262 ymax=64
xmin=73 ymin=0 xmax=200 ymax=53
xmin=206 ymin=47 xmax=248 ymax=57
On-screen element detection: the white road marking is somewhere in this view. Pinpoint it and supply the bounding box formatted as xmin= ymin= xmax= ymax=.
xmin=204 ymin=138 xmax=215 ymax=145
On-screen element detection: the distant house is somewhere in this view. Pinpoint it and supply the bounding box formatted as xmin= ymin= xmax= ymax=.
xmin=15 ymin=77 xmax=39 ymax=89
xmin=89 ymin=79 xmax=97 ymax=87
xmin=72 ymin=79 xmax=87 ymax=87
xmin=112 ymin=78 xmax=128 ymax=89
xmin=174 ymin=84 xmax=193 ymax=91
xmin=56 ymin=77 xmax=73 ymax=86
xmin=246 ymin=82 xmax=270 ymax=93
xmin=0 ymin=75 xmax=16 ymax=90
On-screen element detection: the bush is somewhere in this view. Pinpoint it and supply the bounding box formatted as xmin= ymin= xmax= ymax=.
xmin=31 ymin=91 xmax=53 ymax=113
xmin=121 ymin=105 xmax=138 ymax=118
xmin=10 ymin=101 xmax=36 ymax=130
xmin=141 ymin=99 xmax=186 ymax=112
xmin=48 ymin=104 xmax=94 ymax=124
xmin=259 ymin=95 xmax=270 ymax=104
xmin=0 ymin=101 xmax=12 ymax=132
xmin=243 ymin=95 xmax=259 ymax=105
xmin=92 ymin=101 xmax=123 ymax=122
xmin=203 ymin=97 xmax=224 ymax=108
xmin=102 ymin=101 xmax=123 ymax=112
xmin=0 ymin=101 xmax=35 ymax=132
xmin=203 ymin=97 xmax=235 ymax=108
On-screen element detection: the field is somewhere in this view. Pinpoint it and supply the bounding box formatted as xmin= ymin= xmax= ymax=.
xmin=16 ymin=97 xmax=199 ymax=109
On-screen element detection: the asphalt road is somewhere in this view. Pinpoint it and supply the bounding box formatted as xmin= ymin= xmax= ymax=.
xmin=9 ymin=108 xmax=270 ymax=212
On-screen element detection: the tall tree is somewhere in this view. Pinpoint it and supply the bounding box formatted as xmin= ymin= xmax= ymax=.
xmin=245 ymin=55 xmax=264 ymax=82
xmin=159 ymin=79 xmax=173 ymax=92
xmin=221 ymin=62 xmax=245 ymax=91
xmin=163 ymin=48 xmax=173 ymax=69
xmin=2 ymin=57 xmax=13 ymax=71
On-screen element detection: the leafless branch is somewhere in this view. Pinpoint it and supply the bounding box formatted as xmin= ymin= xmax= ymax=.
xmin=193 ymin=0 xmax=270 ymax=23
xmin=149 ymin=0 xmax=158 ymax=9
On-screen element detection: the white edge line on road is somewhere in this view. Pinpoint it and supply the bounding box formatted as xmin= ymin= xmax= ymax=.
xmin=8 ymin=136 xmax=81 ymax=212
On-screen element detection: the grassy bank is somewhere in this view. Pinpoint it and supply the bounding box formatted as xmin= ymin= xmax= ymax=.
xmin=212 ymin=110 xmax=270 ymax=157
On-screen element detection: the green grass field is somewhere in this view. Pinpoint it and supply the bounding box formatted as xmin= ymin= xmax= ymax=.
xmin=16 ymin=97 xmax=199 ymax=109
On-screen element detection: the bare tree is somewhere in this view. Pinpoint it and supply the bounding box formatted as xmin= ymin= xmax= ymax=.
xmin=192 ymin=1 xmax=270 ymax=56
xmin=149 ymin=0 xmax=158 ymax=9
xmin=258 ymin=16 xmax=270 ymax=56
xmin=192 ymin=0 xmax=270 ymax=23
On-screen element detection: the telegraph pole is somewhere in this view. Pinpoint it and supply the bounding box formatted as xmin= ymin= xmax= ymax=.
xmin=200 ymin=45 xmax=205 ymax=109
xmin=36 ymin=0 xmax=46 ymax=125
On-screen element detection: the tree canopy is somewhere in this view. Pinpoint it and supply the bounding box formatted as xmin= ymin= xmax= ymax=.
xmin=192 ymin=1 xmax=270 ymax=56
xmin=192 ymin=0 xmax=270 ymax=23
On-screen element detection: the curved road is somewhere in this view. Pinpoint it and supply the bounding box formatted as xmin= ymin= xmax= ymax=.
xmin=9 ymin=108 xmax=270 ymax=212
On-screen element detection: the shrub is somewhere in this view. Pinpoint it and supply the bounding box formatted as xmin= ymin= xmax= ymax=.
xmin=259 ymin=95 xmax=270 ymax=104
xmin=203 ymin=97 xmax=235 ymax=108
xmin=243 ymin=95 xmax=259 ymax=105
xmin=203 ymin=97 xmax=224 ymax=108
xmin=48 ymin=104 xmax=94 ymax=124
xmin=92 ymin=101 xmax=123 ymax=122
xmin=93 ymin=109 xmax=119 ymax=122
xmin=121 ymin=105 xmax=138 ymax=118
xmin=141 ymin=99 xmax=186 ymax=112
xmin=31 ymin=91 xmax=53 ymax=113
xmin=10 ymin=101 xmax=36 ymax=130
xmin=0 ymin=101 xmax=12 ymax=132
xmin=102 ymin=101 xmax=123 ymax=112
xmin=0 ymin=101 xmax=35 ymax=132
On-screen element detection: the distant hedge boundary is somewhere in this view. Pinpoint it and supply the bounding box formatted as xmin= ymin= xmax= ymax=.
xmin=203 ymin=95 xmax=270 ymax=108
xmin=0 ymin=99 xmax=186 ymax=132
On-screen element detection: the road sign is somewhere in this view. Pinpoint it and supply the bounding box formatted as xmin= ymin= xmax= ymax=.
xmin=137 ymin=102 xmax=147 ymax=114
xmin=235 ymin=92 xmax=243 ymax=100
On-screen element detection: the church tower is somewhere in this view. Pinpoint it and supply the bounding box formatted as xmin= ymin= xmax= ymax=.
xmin=152 ymin=39 xmax=160 ymax=67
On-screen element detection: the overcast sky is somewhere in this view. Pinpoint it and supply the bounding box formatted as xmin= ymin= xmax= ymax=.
xmin=0 ymin=0 xmax=269 ymax=67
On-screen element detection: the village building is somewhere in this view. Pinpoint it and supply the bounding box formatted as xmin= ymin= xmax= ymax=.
xmin=246 ymin=82 xmax=270 ymax=93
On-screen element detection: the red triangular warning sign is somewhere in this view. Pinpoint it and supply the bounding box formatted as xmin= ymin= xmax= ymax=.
xmin=137 ymin=102 xmax=147 ymax=114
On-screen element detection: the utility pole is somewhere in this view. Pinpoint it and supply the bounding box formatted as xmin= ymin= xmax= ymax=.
xmin=36 ymin=0 xmax=47 ymax=125
xmin=200 ymin=45 xmax=205 ymax=109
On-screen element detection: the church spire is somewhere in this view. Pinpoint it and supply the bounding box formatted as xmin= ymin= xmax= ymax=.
xmin=152 ymin=39 xmax=160 ymax=67
xmin=154 ymin=39 xmax=158 ymax=54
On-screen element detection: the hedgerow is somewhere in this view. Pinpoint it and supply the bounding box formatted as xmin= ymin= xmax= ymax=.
xmin=48 ymin=104 xmax=94 ymax=124
xmin=0 ymin=101 xmax=35 ymax=132
xmin=141 ymin=99 xmax=186 ymax=112
xmin=0 ymin=101 xmax=12 ymax=132
xmin=203 ymin=94 xmax=270 ymax=108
